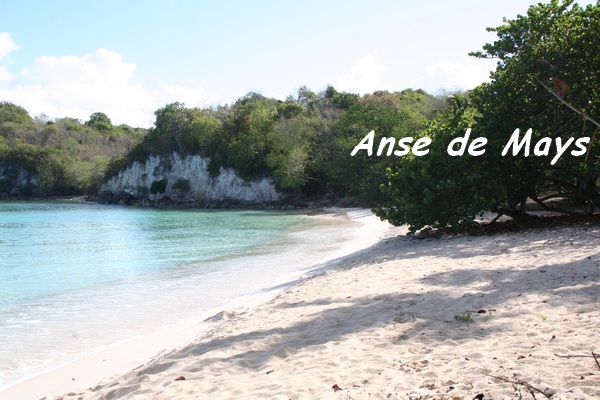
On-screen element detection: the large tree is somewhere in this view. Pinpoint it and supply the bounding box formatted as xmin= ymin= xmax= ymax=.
xmin=322 ymin=89 xmax=440 ymax=204
xmin=471 ymin=0 xmax=600 ymax=214
xmin=375 ymin=0 xmax=600 ymax=233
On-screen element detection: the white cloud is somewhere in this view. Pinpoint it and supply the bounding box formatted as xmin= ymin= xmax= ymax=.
xmin=0 ymin=66 xmax=13 ymax=83
xmin=0 ymin=48 xmax=157 ymax=127
xmin=0 ymin=32 xmax=20 ymax=58
xmin=0 ymin=40 xmax=216 ymax=127
xmin=417 ymin=59 xmax=497 ymax=92
xmin=336 ymin=53 xmax=388 ymax=94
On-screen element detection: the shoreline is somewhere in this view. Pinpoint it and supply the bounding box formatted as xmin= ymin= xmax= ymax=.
xmin=0 ymin=192 xmax=365 ymax=212
xmin=3 ymin=212 xmax=599 ymax=399
xmin=0 ymin=208 xmax=391 ymax=400
xmin=77 ymin=220 xmax=599 ymax=398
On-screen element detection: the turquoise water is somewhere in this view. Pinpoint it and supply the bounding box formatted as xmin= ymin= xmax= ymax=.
xmin=0 ymin=202 xmax=354 ymax=390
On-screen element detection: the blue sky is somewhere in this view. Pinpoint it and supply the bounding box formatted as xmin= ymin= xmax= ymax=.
xmin=0 ymin=1 xmax=592 ymax=127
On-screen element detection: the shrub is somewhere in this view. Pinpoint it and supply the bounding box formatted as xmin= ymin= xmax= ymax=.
xmin=172 ymin=178 xmax=190 ymax=192
xmin=150 ymin=178 xmax=168 ymax=194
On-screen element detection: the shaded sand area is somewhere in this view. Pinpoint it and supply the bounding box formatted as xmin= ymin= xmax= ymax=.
xmin=7 ymin=213 xmax=600 ymax=399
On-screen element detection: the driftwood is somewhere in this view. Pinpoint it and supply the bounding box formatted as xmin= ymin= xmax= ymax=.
xmin=487 ymin=374 xmax=555 ymax=399
xmin=554 ymin=352 xmax=600 ymax=370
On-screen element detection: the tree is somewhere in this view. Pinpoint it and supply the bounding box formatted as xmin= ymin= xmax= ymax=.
xmin=85 ymin=112 xmax=113 ymax=131
xmin=376 ymin=0 xmax=600 ymax=233
xmin=322 ymin=90 xmax=440 ymax=204
xmin=226 ymin=93 xmax=278 ymax=178
xmin=187 ymin=112 xmax=227 ymax=175
xmin=139 ymin=102 xmax=205 ymax=155
xmin=469 ymin=0 xmax=600 ymax=215
xmin=0 ymin=102 xmax=33 ymax=125
xmin=267 ymin=115 xmax=317 ymax=189
xmin=375 ymin=96 xmax=501 ymax=233
xmin=295 ymin=86 xmax=319 ymax=115
xmin=153 ymin=102 xmax=192 ymax=153
xmin=0 ymin=103 xmax=145 ymax=196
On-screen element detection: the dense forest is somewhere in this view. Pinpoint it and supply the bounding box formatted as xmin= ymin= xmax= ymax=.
xmin=0 ymin=87 xmax=450 ymax=204
xmin=0 ymin=106 xmax=145 ymax=196
xmin=1 ymin=0 xmax=598 ymax=233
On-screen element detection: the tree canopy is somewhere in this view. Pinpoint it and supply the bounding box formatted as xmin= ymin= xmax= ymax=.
xmin=117 ymin=86 xmax=448 ymax=202
xmin=375 ymin=0 xmax=600 ymax=233
xmin=85 ymin=112 xmax=113 ymax=132
xmin=0 ymin=102 xmax=33 ymax=125
xmin=0 ymin=111 xmax=145 ymax=196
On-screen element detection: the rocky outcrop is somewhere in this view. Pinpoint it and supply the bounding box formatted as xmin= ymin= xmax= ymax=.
xmin=0 ymin=162 xmax=37 ymax=197
xmin=98 ymin=153 xmax=281 ymax=207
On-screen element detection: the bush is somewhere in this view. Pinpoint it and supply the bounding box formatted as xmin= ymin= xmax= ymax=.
xmin=207 ymin=159 xmax=221 ymax=178
xmin=172 ymin=178 xmax=190 ymax=192
xmin=150 ymin=178 xmax=168 ymax=194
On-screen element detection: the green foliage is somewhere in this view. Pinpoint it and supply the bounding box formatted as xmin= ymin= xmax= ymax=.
xmin=0 ymin=102 xmax=33 ymax=125
xmin=226 ymin=94 xmax=278 ymax=178
xmin=324 ymin=85 xmax=360 ymax=110
xmin=322 ymin=90 xmax=442 ymax=204
xmin=277 ymin=101 xmax=304 ymax=119
xmin=375 ymin=97 xmax=499 ymax=234
xmin=130 ymin=103 xmax=230 ymax=173
xmin=469 ymin=0 xmax=600 ymax=213
xmin=172 ymin=178 xmax=190 ymax=192
xmin=187 ymin=111 xmax=227 ymax=171
xmin=150 ymin=179 xmax=168 ymax=194
xmin=0 ymin=83 xmax=449 ymax=203
xmin=1 ymin=84 xmax=448 ymax=202
xmin=376 ymin=0 xmax=600 ymax=233
xmin=0 ymin=108 xmax=145 ymax=196
xmin=454 ymin=313 xmax=475 ymax=324
xmin=85 ymin=112 xmax=113 ymax=131
xmin=112 ymin=87 xmax=446 ymax=202
xmin=266 ymin=116 xmax=316 ymax=188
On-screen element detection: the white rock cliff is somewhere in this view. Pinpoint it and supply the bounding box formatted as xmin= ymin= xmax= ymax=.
xmin=99 ymin=153 xmax=280 ymax=204
xmin=0 ymin=162 xmax=36 ymax=195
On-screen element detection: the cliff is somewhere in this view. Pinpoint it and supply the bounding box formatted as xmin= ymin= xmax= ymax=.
xmin=98 ymin=153 xmax=281 ymax=207
xmin=0 ymin=162 xmax=37 ymax=197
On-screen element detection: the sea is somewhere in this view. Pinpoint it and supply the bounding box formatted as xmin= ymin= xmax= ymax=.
xmin=0 ymin=201 xmax=360 ymax=392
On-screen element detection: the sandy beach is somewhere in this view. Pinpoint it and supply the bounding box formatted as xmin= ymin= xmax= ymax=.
xmin=3 ymin=210 xmax=600 ymax=399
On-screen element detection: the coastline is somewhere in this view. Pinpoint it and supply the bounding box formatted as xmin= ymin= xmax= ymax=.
xmin=0 ymin=208 xmax=392 ymax=400
xmin=3 ymin=211 xmax=600 ymax=399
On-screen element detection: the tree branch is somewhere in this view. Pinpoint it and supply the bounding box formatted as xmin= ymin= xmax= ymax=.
xmin=549 ymin=178 xmax=600 ymax=209
xmin=529 ymin=194 xmax=580 ymax=216
xmin=535 ymin=78 xmax=600 ymax=129
xmin=487 ymin=374 xmax=555 ymax=399
xmin=593 ymin=351 xmax=600 ymax=371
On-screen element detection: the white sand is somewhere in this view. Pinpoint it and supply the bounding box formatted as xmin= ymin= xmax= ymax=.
xmin=3 ymin=212 xmax=600 ymax=399
xmin=0 ymin=209 xmax=389 ymax=400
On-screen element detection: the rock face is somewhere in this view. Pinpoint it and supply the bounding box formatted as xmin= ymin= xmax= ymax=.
xmin=0 ymin=162 xmax=37 ymax=196
xmin=98 ymin=153 xmax=281 ymax=207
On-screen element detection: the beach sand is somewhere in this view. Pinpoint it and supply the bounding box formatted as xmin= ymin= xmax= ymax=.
xmin=3 ymin=211 xmax=600 ymax=399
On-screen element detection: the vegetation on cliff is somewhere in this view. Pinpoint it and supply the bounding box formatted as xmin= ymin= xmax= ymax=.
xmin=0 ymin=88 xmax=449 ymax=202
xmin=118 ymin=87 xmax=447 ymax=204
xmin=0 ymin=103 xmax=145 ymax=195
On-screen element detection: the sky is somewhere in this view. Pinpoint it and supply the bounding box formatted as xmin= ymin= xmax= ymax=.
xmin=0 ymin=1 xmax=593 ymax=128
